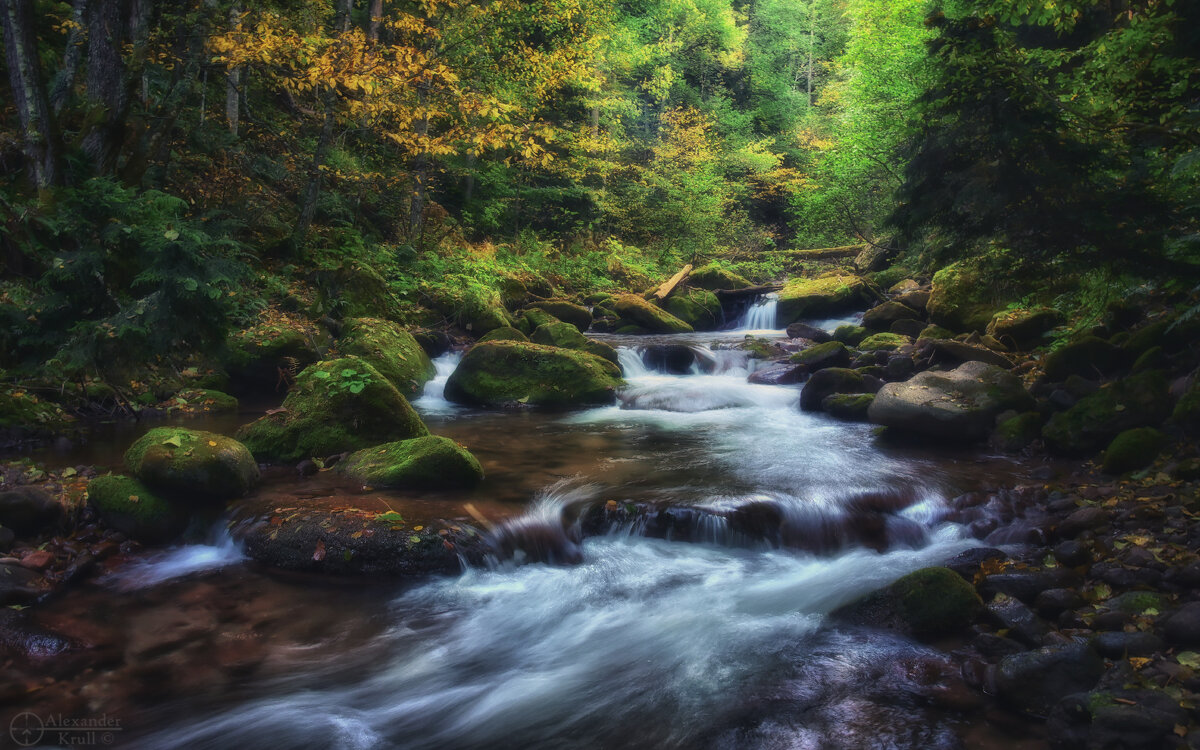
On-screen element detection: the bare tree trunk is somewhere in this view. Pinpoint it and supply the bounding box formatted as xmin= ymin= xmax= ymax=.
xmin=294 ymin=87 xmax=337 ymax=247
xmin=368 ymin=0 xmax=382 ymax=42
xmin=82 ymin=0 xmax=130 ymax=175
xmin=50 ymin=0 xmax=87 ymax=114
xmin=336 ymin=0 xmax=352 ymax=32
xmin=225 ymin=5 xmax=241 ymax=135
xmin=807 ymin=25 xmax=814 ymax=108
xmin=2 ymin=0 xmax=62 ymax=189
xmin=409 ymin=111 xmax=429 ymax=241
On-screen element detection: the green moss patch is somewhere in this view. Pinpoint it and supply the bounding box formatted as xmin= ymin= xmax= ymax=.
xmin=444 ymin=341 xmax=623 ymax=408
xmin=339 ymin=436 xmax=484 ymax=489
xmin=338 ymin=318 xmax=436 ymax=398
xmin=125 ymin=427 xmax=260 ymax=500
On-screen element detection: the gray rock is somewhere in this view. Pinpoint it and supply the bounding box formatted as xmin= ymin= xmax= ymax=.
xmin=991 ymin=642 xmax=1105 ymax=716
xmin=1164 ymin=601 xmax=1200 ymax=646
xmin=1093 ymin=631 xmax=1165 ymax=658
xmin=988 ymin=594 xmax=1052 ymax=646
xmin=0 ymin=487 xmax=64 ymax=537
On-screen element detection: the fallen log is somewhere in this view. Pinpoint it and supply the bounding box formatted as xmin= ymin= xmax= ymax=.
xmin=713 ymin=283 xmax=783 ymax=300
xmin=653 ymin=263 xmax=693 ymax=301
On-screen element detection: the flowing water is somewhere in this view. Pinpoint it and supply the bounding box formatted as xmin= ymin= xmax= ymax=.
xmin=5 ymin=315 xmax=1048 ymax=749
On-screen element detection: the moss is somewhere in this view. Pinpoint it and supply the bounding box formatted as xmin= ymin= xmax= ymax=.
xmin=986 ymin=307 xmax=1063 ymax=349
xmin=833 ymin=324 xmax=868 ymax=346
xmin=799 ymin=367 xmax=867 ymax=411
xmin=1042 ymin=371 xmax=1172 ymax=456
xmin=776 ymin=274 xmax=869 ymax=325
xmin=338 ymin=318 xmax=436 ymax=398
xmin=927 ymin=262 xmax=999 ymax=332
xmin=1131 ymin=345 xmax=1167 ymax=373
xmin=1102 ymin=427 xmax=1167 ymax=474
xmin=236 ymin=356 xmax=428 ymax=463
xmin=582 ymin=339 xmax=620 ymax=365
xmin=423 ymin=278 xmax=515 ymax=334
xmin=894 ymin=567 xmax=985 ymax=636
xmin=87 ymin=474 xmax=186 ymax=544
xmin=661 ymin=288 xmax=722 ymax=330
xmin=918 ymin=324 xmax=955 ymax=340
xmin=790 ymin=341 xmax=851 ymax=369
xmin=688 ymin=263 xmax=751 ymax=291
xmin=0 ymin=389 xmax=72 ymax=432
xmin=613 ymin=324 xmax=649 ymax=335
xmin=224 ymin=313 xmax=320 ymax=389
xmin=171 ymin=389 xmax=239 ymax=413
xmin=611 ymin=294 xmax=693 ymax=333
xmin=740 ymin=337 xmax=778 ymax=360
xmin=1043 ymin=336 xmax=1123 ymax=381
xmin=858 ymin=332 xmax=911 ymax=351
xmin=125 ymin=427 xmax=260 ymax=500
xmin=824 ymin=393 xmax=874 ymax=421
xmin=338 ymin=436 xmax=484 ymax=489
xmin=444 ymin=341 xmax=623 ymax=408
xmin=517 ymin=308 xmax=561 ymax=334
xmin=478 ymin=326 xmax=529 ymax=343
xmin=992 ymin=412 xmax=1043 ymax=453
xmin=525 ymin=300 xmax=592 ymax=332
xmin=1170 ymin=382 xmax=1200 ymax=435
xmin=531 ymin=321 xmax=589 ymax=349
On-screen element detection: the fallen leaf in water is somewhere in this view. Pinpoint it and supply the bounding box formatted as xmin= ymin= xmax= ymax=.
xmin=312 ymin=540 xmax=326 ymax=561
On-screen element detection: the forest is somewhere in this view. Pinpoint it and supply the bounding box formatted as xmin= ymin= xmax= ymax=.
xmin=2 ymin=0 xmax=1200 ymax=748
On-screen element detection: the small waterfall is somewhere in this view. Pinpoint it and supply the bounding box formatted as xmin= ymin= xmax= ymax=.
xmin=412 ymin=351 xmax=463 ymax=411
xmin=688 ymin=345 xmax=751 ymax=375
xmin=108 ymin=523 xmax=243 ymax=591
xmin=486 ymin=480 xmax=598 ymax=565
xmin=616 ymin=347 xmax=652 ymax=377
xmin=734 ymin=293 xmax=780 ymax=331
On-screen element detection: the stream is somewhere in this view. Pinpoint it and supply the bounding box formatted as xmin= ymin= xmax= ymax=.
xmin=6 ymin=308 xmax=1049 ymax=749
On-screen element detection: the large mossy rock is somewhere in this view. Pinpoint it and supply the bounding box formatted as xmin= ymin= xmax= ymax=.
xmin=777 ymin=274 xmax=870 ymax=325
xmin=1170 ymin=381 xmax=1200 ymax=435
xmin=987 ymin=307 xmax=1063 ymax=349
xmin=858 ymin=332 xmax=911 ymax=352
xmin=1041 ymin=371 xmax=1171 ymax=456
xmin=799 ymin=367 xmax=870 ymax=412
xmin=223 ymin=316 xmax=320 ymax=391
xmin=610 ymin=294 xmax=693 ymax=333
xmin=87 ymin=475 xmax=186 ymax=544
xmin=790 ymin=341 xmax=851 ymax=372
xmin=868 ymin=361 xmax=1034 ymax=441
xmin=125 ymin=427 xmax=259 ymax=501
xmin=662 ymin=288 xmax=723 ymax=331
xmin=236 ymin=357 xmax=428 ymax=463
xmin=424 ymin=276 xmax=515 ymax=334
xmin=832 ymin=566 xmax=984 ymax=638
xmin=525 ymin=300 xmax=592 ymax=333
xmin=1043 ymin=336 xmax=1122 ymax=381
xmin=1102 ymin=427 xmax=1167 ymax=474
xmin=688 ymin=263 xmax=751 ymax=291
xmin=478 ymin=326 xmax=529 ymax=343
xmin=314 ymin=260 xmax=404 ymax=320
xmin=338 ymin=318 xmax=435 ymax=398
xmin=529 ymin=322 xmax=619 ymax=364
xmin=927 ymin=262 xmax=999 ymax=333
xmin=861 ymin=301 xmax=920 ymax=331
xmin=444 ymin=341 xmax=623 ymax=408
xmin=992 ymin=643 xmax=1104 ymax=717
xmin=338 ymin=436 xmax=483 ymax=489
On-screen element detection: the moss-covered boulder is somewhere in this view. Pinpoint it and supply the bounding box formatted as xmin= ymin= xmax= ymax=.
xmin=223 ymin=314 xmax=320 ymax=392
xmin=662 ymin=288 xmax=723 ymax=331
xmin=777 ymin=274 xmax=870 ymax=325
xmin=868 ymin=361 xmax=1034 ymax=441
xmin=833 ymin=324 xmax=869 ymax=346
xmin=0 ymin=389 xmax=72 ymax=443
xmin=858 ymin=332 xmax=911 ymax=352
xmin=987 ymin=307 xmax=1063 ymax=349
xmin=525 ymin=300 xmax=592 ymax=332
xmin=992 ymin=412 xmax=1043 ymax=453
xmin=516 ymin=307 xmax=561 ymax=335
xmin=531 ymin=320 xmax=590 ymax=349
xmin=315 ymin=259 xmax=404 ymax=320
xmin=1043 ymin=336 xmax=1123 ymax=382
xmin=1042 ymin=371 xmax=1172 ymax=456
xmin=790 ymin=341 xmax=851 ymax=372
xmin=833 ymin=566 xmax=984 ymax=638
xmin=581 ymin=339 xmax=620 ymax=365
xmin=87 ymin=475 xmax=186 ymax=544
xmin=236 ymin=357 xmax=428 ymax=463
xmin=125 ymin=427 xmax=259 ymax=500
xmin=688 ymin=263 xmax=751 ymax=291
xmin=478 ymin=326 xmax=529 ymax=343
xmin=1171 ymin=381 xmax=1200 ymax=435
xmin=1102 ymin=428 xmax=1167 ymax=474
xmin=918 ymin=324 xmax=955 ymax=340
xmin=338 ymin=318 xmax=436 ymax=398
xmin=444 ymin=341 xmax=623 ymax=408
xmin=800 ymin=367 xmax=869 ymax=412
xmin=338 ymin=436 xmax=483 ymax=489
xmin=927 ymin=262 xmax=1000 ymax=333
xmin=425 ymin=277 xmax=515 ymax=334
xmin=861 ymin=301 xmax=920 ymax=331
xmin=824 ymin=393 xmax=874 ymax=421
xmin=170 ymin=389 xmax=239 ymax=413
xmin=611 ymin=294 xmax=693 ymax=334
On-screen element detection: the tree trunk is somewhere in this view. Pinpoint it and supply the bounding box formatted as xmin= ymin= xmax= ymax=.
xmin=368 ymin=0 xmax=382 ymax=42
xmin=408 ymin=112 xmax=429 ymax=241
xmin=806 ymin=25 xmax=814 ymax=108
xmin=294 ymin=87 xmax=337 ymax=247
xmin=463 ymin=152 xmax=475 ymax=205
xmin=50 ymin=0 xmax=88 ymax=114
xmin=82 ymin=0 xmax=130 ymax=175
xmin=225 ymin=6 xmax=241 ymax=135
xmin=336 ymin=0 xmax=352 ymax=33
xmin=2 ymin=0 xmax=62 ymax=189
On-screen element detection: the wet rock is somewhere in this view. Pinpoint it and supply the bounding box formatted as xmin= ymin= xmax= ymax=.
xmin=237 ymin=357 xmax=429 ymax=463
xmin=799 ymin=368 xmax=869 ymax=412
xmin=688 ymin=263 xmax=750 ymax=291
xmin=862 ymin=301 xmax=920 ymax=331
xmin=930 ymin=339 xmax=1014 ymax=369
xmin=857 ymin=332 xmax=911 ymax=351
xmin=823 ymin=393 xmax=874 ymax=422
xmin=1172 ymin=380 xmax=1200 ymax=435
xmin=987 ymin=594 xmax=1052 ymax=646
xmin=0 ymin=526 xmax=13 ymax=552
xmin=0 ymin=562 xmax=46 ymax=605
xmin=125 ymin=427 xmax=259 ymax=501
xmin=610 ymin=294 xmax=693 ymax=334
xmin=1094 ymin=631 xmax=1165 ymax=658
xmin=986 ymin=307 xmax=1063 ymax=349
xmin=641 ymin=345 xmax=695 ymax=374
xmin=444 ymin=341 xmax=623 ymax=408
xmin=1035 ymin=588 xmax=1085 ymax=619
xmin=339 ymin=318 xmax=436 ymax=398
xmin=525 ymin=300 xmax=593 ymax=332
xmin=991 ymin=412 xmax=1042 ymax=454
xmin=86 ymin=475 xmax=187 ymax=544
xmin=337 ymin=436 xmax=484 ymax=490
xmin=747 ymin=363 xmax=805 ymax=386
xmin=785 ymin=322 xmax=833 ymax=342
xmin=972 ymin=632 xmax=1026 ymax=659
xmin=1043 ymin=336 xmax=1123 ymax=381
xmin=412 ymin=329 xmax=452 ymax=357
xmin=661 ymin=288 xmax=722 ymax=331
xmin=895 ymin=289 xmax=931 ymax=313
xmin=1102 ymin=428 xmax=1167 ymax=474
xmin=867 ymin=361 xmax=1034 ymax=441
xmin=944 ymin=546 xmax=1007 ymax=580
xmin=790 ymin=341 xmax=851 ymax=372
xmin=0 ymin=486 xmax=64 ymax=537
xmin=1091 ymin=610 xmax=1133 ymax=632
xmin=833 ymin=324 xmax=869 ymax=346
xmin=1164 ymin=602 xmax=1200 ymax=646
xmin=1053 ymin=689 xmax=1190 ymax=750
xmin=889 ymin=318 xmax=927 ymax=338
xmin=1056 ymin=506 xmax=1108 ymax=539
xmin=777 ymin=274 xmax=870 ymax=325
xmin=296 ymin=459 xmax=320 ymax=477
xmin=991 ymin=642 xmax=1105 ymax=716
xmin=883 ymin=355 xmax=915 ymax=382
xmin=832 ymin=566 xmax=984 ymax=638
xmin=981 ymin=568 xmax=1081 ymax=605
